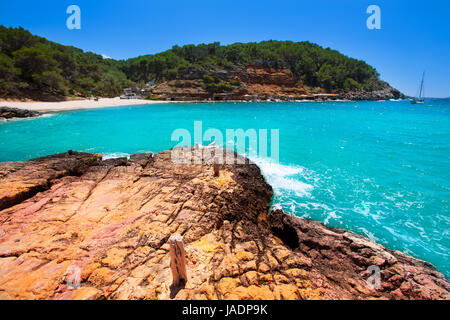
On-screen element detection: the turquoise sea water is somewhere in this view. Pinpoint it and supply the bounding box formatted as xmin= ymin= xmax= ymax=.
xmin=1 ymin=99 xmax=449 ymax=277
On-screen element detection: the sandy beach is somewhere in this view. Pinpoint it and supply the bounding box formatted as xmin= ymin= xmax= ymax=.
xmin=0 ymin=97 xmax=170 ymax=112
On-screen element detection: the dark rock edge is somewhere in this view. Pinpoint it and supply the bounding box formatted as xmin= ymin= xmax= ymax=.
xmin=0 ymin=107 xmax=41 ymax=119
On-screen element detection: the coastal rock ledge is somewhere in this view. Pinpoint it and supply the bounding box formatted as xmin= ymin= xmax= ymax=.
xmin=0 ymin=107 xmax=41 ymax=119
xmin=0 ymin=149 xmax=448 ymax=300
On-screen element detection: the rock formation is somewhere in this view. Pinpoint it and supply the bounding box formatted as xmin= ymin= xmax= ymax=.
xmin=0 ymin=149 xmax=448 ymax=300
xmin=0 ymin=107 xmax=41 ymax=119
xmin=337 ymin=81 xmax=403 ymax=101
xmin=149 ymin=63 xmax=404 ymax=102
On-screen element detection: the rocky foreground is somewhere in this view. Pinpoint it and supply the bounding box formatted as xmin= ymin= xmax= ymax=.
xmin=0 ymin=149 xmax=448 ymax=300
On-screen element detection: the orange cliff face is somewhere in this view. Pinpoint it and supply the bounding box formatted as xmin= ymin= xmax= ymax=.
xmin=148 ymin=63 xmax=402 ymax=101
xmin=151 ymin=64 xmax=319 ymax=101
xmin=0 ymin=149 xmax=448 ymax=300
xmin=236 ymin=64 xmax=311 ymax=99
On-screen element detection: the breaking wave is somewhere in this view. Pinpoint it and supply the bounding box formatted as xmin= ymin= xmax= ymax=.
xmin=102 ymin=152 xmax=131 ymax=160
xmin=250 ymin=156 xmax=314 ymax=197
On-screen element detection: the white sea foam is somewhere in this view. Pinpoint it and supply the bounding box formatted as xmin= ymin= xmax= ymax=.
xmin=272 ymin=203 xmax=283 ymax=210
xmin=250 ymin=156 xmax=314 ymax=197
xmin=40 ymin=113 xmax=56 ymax=118
xmin=102 ymin=152 xmax=131 ymax=160
xmin=1 ymin=113 xmax=55 ymax=122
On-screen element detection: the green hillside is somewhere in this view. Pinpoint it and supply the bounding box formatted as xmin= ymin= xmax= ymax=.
xmin=0 ymin=26 xmax=392 ymax=100
xmin=122 ymin=41 xmax=384 ymax=92
xmin=0 ymin=26 xmax=129 ymax=99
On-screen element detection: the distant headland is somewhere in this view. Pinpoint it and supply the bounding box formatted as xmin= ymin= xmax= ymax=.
xmin=0 ymin=26 xmax=403 ymax=103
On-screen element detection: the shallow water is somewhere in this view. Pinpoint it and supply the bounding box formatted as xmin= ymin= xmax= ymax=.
xmin=1 ymin=99 xmax=449 ymax=277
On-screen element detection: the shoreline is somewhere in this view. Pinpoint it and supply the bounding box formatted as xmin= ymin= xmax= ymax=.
xmin=0 ymin=97 xmax=171 ymax=112
xmin=0 ymin=97 xmax=409 ymax=113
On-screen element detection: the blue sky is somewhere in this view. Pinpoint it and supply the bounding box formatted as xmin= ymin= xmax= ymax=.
xmin=1 ymin=0 xmax=449 ymax=97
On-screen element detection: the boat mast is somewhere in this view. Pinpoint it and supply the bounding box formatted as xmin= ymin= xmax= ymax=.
xmin=418 ymin=72 xmax=425 ymax=99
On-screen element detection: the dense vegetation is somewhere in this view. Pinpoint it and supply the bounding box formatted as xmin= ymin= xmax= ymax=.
xmin=0 ymin=26 xmax=129 ymax=99
xmin=121 ymin=41 xmax=386 ymax=93
xmin=0 ymin=26 xmax=388 ymax=99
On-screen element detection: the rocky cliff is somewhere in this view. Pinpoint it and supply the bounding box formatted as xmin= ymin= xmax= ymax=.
xmin=150 ymin=63 xmax=404 ymax=102
xmin=0 ymin=149 xmax=447 ymax=300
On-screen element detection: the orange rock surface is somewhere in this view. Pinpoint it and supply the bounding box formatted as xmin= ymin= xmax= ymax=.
xmin=0 ymin=149 xmax=448 ymax=300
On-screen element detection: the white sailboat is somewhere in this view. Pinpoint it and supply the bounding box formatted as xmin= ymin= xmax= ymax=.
xmin=411 ymin=72 xmax=425 ymax=104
